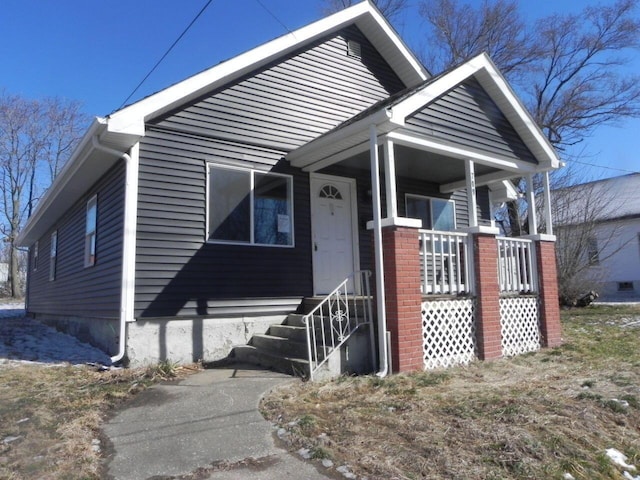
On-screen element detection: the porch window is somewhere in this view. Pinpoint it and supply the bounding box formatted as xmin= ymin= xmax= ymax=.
xmin=85 ymin=195 xmax=97 ymax=267
xmin=405 ymin=194 xmax=456 ymax=231
xmin=50 ymin=231 xmax=57 ymax=281
xmin=207 ymin=164 xmax=293 ymax=247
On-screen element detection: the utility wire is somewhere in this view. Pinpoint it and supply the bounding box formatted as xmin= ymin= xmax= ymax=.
xmin=119 ymin=0 xmax=214 ymax=110
xmin=254 ymin=0 xmax=293 ymax=34
xmin=568 ymin=159 xmax=640 ymax=175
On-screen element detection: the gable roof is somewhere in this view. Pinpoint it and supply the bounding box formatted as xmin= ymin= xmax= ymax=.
xmin=17 ymin=1 xmax=428 ymax=247
xmin=106 ymin=1 xmax=428 ymax=137
xmin=288 ymin=53 xmax=560 ymax=173
xmin=554 ymin=173 xmax=640 ymax=225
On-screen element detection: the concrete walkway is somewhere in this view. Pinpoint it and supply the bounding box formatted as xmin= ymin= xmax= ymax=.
xmin=102 ymin=364 xmax=334 ymax=480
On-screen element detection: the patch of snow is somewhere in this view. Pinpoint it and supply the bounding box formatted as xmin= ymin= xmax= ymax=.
xmin=624 ymin=472 xmax=640 ymax=480
xmin=297 ymin=448 xmax=311 ymax=460
xmin=607 ymin=448 xmax=637 ymax=470
xmin=322 ymin=459 xmax=334 ymax=468
xmin=563 ymin=473 xmax=575 ymax=480
xmin=611 ymin=398 xmax=630 ymax=408
xmin=337 ymin=465 xmax=357 ymax=479
xmin=0 ymin=306 xmax=111 ymax=368
xmin=3 ymin=436 xmax=21 ymax=444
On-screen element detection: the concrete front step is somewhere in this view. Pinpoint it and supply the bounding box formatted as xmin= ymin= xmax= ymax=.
xmin=268 ymin=324 xmax=308 ymax=342
xmin=231 ymin=345 xmax=309 ymax=377
xmin=251 ymin=334 xmax=309 ymax=359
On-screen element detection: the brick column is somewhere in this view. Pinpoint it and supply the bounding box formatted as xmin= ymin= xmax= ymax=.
xmin=536 ymin=240 xmax=562 ymax=347
xmin=381 ymin=225 xmax=423 ymax=373
xmin=473 ymin=233 xmax=502 ymax=360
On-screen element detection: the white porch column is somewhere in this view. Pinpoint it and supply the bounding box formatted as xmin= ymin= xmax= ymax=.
xmin=526 ymin=174 xmax=538 ymax=236
xmin=465 ymin=159 xmax=478 ymax=228
xmin=369 ymin=125 xmax=388 ymax=376
xmin=542 ymin=171 xmax=553 ymax=235
xmin=383 ymin=138 xmax=398 ymax=218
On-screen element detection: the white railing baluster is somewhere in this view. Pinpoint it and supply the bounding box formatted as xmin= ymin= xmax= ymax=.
xmin=497 ymin=237 xmax=538 ymax=294
xmin=418 ymin=229 xmax=472 ymax=296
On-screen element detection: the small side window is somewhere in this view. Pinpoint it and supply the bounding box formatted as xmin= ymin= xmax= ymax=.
xmin=85 ymin=195 xmax=97 ymax=267
xmin=49 ymin=231 xmax=57 ymax=281
xmin=33 ymin=241 xmax=39 ymax=271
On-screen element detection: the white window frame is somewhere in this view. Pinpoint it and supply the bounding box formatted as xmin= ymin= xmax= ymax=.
xmin=85 ymin=195 xmax=97 ymax=267
xmin=206 ymin=163 xmax=294 ymax=248
xmin=405 ymin=194 xmax=457 ymax=231
xmin=33 ymin=241 xmax=39 ymax=271
xmin=49 ymin=231 xmax=57 ymax=281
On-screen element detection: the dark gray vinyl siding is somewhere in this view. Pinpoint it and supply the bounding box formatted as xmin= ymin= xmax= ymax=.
xmin=153 ymin=26 xmax=405 ymax=152
xmin=135 ymin=128 xmax=312 ymax=319
xmin=134 ymin=26 xmax=406 ymax=319
xmin=406 ymin=78 xmax=537 ymax=164
xmin=27 ymin=161 xmax=125 ymax=319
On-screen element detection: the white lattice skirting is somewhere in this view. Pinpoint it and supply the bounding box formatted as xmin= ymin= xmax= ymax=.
xmin=500 ymin=296 xmax=541 ymax=356
xmin=422 ymin=299 xmax=477 ymax=369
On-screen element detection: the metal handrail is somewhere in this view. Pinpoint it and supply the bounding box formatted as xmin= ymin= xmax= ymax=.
xmin=303 ymin=270 xmax=374 ymax=381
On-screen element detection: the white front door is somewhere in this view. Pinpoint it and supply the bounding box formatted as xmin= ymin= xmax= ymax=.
xmin=310 ymin=175 xmax=357 ymax=295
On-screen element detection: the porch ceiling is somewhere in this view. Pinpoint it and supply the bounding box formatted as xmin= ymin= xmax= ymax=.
xmin=336 ymin=145 xmax=500 ymax=186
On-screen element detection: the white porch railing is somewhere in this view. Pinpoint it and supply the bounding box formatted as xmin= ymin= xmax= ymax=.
xmin=419 ymin=230 xmax=472 ymax=295
xmin=303 ymin=271 xmax=374 ymax=381
xmin=497 ymin=237 xmax=538 ymax=294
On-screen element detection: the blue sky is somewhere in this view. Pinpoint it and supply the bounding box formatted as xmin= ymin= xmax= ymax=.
xmin=1 ymin=0 xmax=638 ymax=178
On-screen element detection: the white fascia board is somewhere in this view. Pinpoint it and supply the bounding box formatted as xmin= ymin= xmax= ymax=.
xmin=108 ymin=1 xmax=424 ymax=136
xmin=392 ymin=53 xmax=561 ymax=169
xmin=355 ymin=5 xmax=428 ymax=86
xmin=17 ymin=118 xmax=107 ymax=247
xmin=387 ymin=131 xmax=537 ymax=174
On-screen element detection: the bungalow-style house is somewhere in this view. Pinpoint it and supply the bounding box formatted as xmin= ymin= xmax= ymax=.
xmin=17 ymin=1 xmax=562 ymax=378
xmin=553 ymin=173 xmax=640 ymax=302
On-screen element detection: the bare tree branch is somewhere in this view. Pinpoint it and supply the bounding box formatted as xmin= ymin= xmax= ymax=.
xmin=321 ymin=0 xmax=408 ymax=20
xmin=0 ymin=90 xmax=87 ymax=297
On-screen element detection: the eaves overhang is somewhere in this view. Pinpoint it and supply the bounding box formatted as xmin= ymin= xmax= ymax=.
xmin=16 ymin=118 xmax=141 ymax=247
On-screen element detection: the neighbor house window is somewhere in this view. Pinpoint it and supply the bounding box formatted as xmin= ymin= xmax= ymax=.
xmin=49 ymin=231 xmax=57 ymax=281
xmin=405 ymin=194 xmax=456 ymax=231
xmin=85 ymin=195 xmax=97 ymax=267
xmin=618 ymin=281 xmax=634 ymax=292
xmin=33 ymin=241 xmax=39 ymax=271
xmin=207 ymin=164 xmax=293 ymax=246
xmin=587 ymin=236 xmax=599 ymax=265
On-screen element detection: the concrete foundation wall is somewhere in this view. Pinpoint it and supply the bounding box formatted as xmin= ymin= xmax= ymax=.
xmin=126 ymin=314 xmax=286 ymax=366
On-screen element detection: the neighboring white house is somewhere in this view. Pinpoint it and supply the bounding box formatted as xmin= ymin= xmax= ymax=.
xmin=554 ymin=173 xmax=640 ymax=302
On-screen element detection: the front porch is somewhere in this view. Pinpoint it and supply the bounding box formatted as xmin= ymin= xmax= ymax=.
xmin=288 ymin=53 xmax=563 ymax=376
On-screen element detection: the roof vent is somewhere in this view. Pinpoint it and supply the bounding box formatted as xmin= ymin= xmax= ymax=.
xmin=347 ymin=39 xmax=361 ymax=58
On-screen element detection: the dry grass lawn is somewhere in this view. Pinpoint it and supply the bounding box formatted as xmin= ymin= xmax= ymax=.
xmin=0 ymin=361 xmax=197 ymax=479
xmin=262 ymin=305 xmax=640 ymax=480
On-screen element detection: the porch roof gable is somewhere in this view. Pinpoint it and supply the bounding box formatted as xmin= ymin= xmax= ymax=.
xmin=288 ymin=53 xmax=561 ymax=174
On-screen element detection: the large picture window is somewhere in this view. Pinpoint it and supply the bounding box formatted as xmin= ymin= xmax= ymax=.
xmin=406 ymin=194 xmax=456 ymax=231
xmin=207 ymin=165 xmax=293 ymax=247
